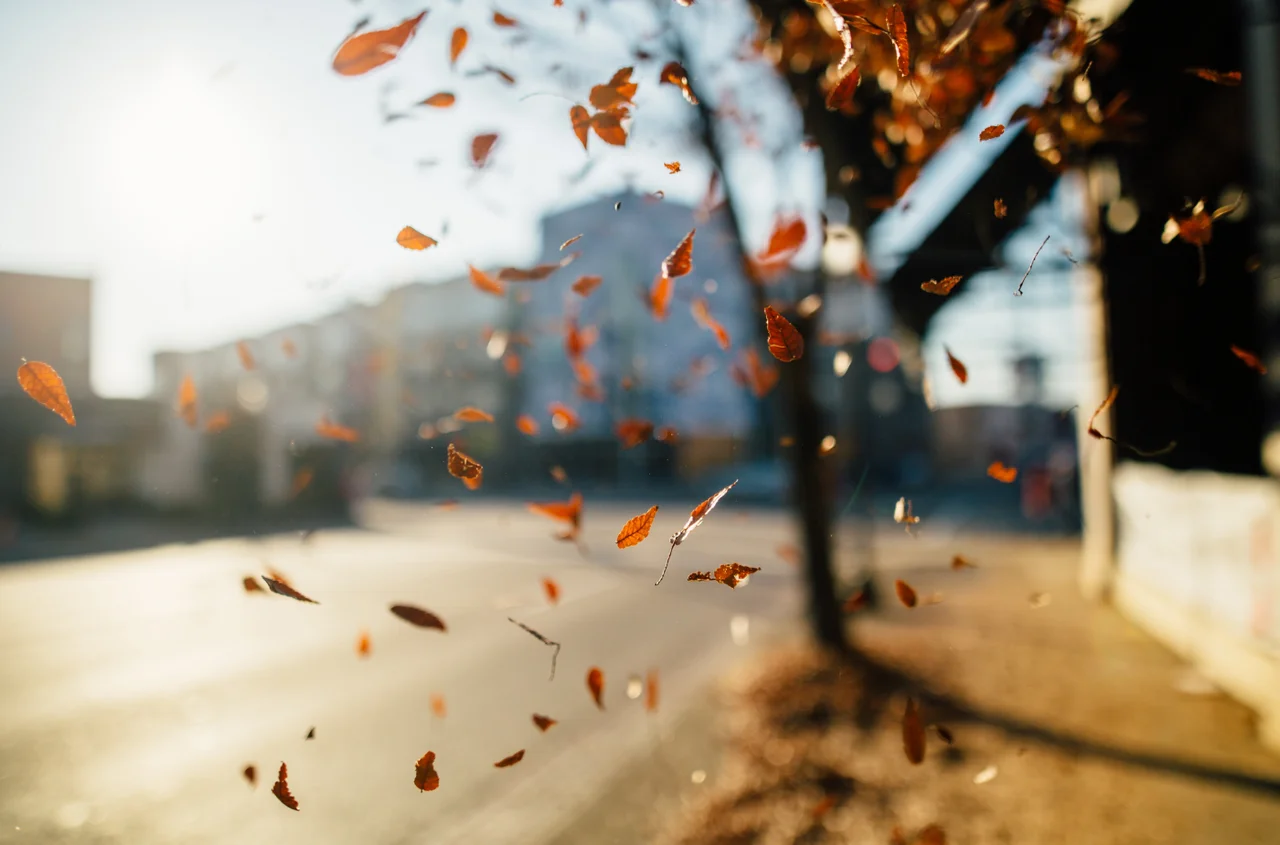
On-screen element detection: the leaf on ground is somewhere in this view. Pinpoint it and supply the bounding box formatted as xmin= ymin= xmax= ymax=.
xmin=616 ymin=505 xmax=659 ymax=549
xmin=332 ymin=12 xmax=426 ymax=76
xmin=271 ymin=762 xmax=299 ymax=810
xmin=390 ymin=604 xmax=447 ymax=631
xmin=263 ymin=576 xmax=319 ymax=604
xmin=414 ymin=751 xmax=440 ymax=792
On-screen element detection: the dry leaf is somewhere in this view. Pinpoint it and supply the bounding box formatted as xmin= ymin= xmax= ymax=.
xmin=658 ymin=61 xmax=698 ymax=104
xmin=527 ymin=492 xmax=584 ymax=535
xmin=316 ymin=416 xmax=359 ymax=443
xmin=479 ymin=65 xmax=516 ymax=85
xmin=662 ymin=229 xmax=695 ymax=278
xmin=332 ymin=12 xmax=425 ymax=76
xmin=263 ymin=576 xmax=319 ymax=604
xmin=205 ymin=410 xmax=231 ymax=434
xmin=390 ymin=603 xmax=447 ymax=631
xmin=649 ymin=274 xmax=673 ymax=321
xmin=271 ymin=762 xmax=299 ymax=810
xmin=658 ymin=480 xmax=737 ymax=585
xmin=944 ymin=346 xmax=968 ymax=384
xmin=549 ymin=402 xmax=580 ymax=432
xmin=825 ymin=67 xmax=860 ymax=110
xmin=888 ymin=4 xmax=910 ymax=76
xmin=430 ymin=694 xmax=446 ymax=718
xmin=450 ymin=27 xmax=468 ymax=66
xmin=994 ymin=198 xmax=1008 ymax=218
xmin=645 ymin=668 xmax=660 ymax=712
xmin=616 ymin=505 xmax=659 ymax=549
xmin=764 ymin=306 xmax=804 ymax=362
xmin=586 ymin=666 xmax=605 ymax=709
xmin=979 ymin=124 xmax=1006 ymax=141
xmin=447 ymin=442 xmax=483 ymax=489
xmin=572 ymin=275 xmax=602 ymax=297
xmin=702 ymin=562 xmax=761 ymax=588
xmin=590 ymin=67 xmax=638 ymax=111
xmin=920 ymin=275 xmax=962 ymax=295
xmin=494 ymin=749 xmax=525 ymax=768
xmin=1186 ymin=68 xmax=1241 ymax=85
xmin=177 ymin=374 xmax=198 ymax=428
xmin=516 ymin=414 xmax=540 ymax=436
xmin=492 ymin=10 xmax=518 ymax=26
xmin=356 ymin=630 xmax=371 ymax=658
xmin=903 ymin=698 xmax=926 ymax=764
xmin=691 ymin=299 xmax=732 ymax=349
xmin=414 ymin=751 xmax=440 ymax=792
xmin=469 ymin=265 xmax=506 ymax=297
xmin=951 ymin=554 xmax=976 ymax=570
xmin=616 ymin=419 xmax=654 ymax=449
xmin=397 ymin=226 xmax=438 ymax=250
xmin=542 ymin=577 xmax=560 ymax=605
xmin=589 ymin=111 xmax=628 ymax=146
xmin=664 ymin=161 xmax=681 ymax=173
xmin=894 ymin=579 xmax=918 ymax=608
xmin=243 ymin=764 xmax=257 ymax=787
xmin=1231 ymin=345 xmax=1267 ymax=374
xmin=243 ymin=576 xmax=264 ymax=594
xmin=560 ymin=235 xmax=583 ymax=250
xmin=472 ymin=133 xmax=499 ymax=168
xmin=499 ymin=252 xmax=580 ymax=281
xmin=420 ymin=92 xmax=455 ymax=107
xmin=570 ymin=105 xmax=591 ymax=150
xmin=987 ymin=461 xmax=1017 ymax=483
xmin=532 ymin=714 xmax=557 ymax=731
xmin=454 ymin=406 xmax=494 ymax=423
xmin=17 ymin=361 xmax=76 ymax=426
xmin=236 ymin=341 xmax=255 ymax=370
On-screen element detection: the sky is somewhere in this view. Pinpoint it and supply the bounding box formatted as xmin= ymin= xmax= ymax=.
xmin=0 ymin=0 xmax=803 ymax=398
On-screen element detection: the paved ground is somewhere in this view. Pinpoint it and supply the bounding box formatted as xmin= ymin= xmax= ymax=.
xmin=0 ymin=498 xmax=803 ymax=845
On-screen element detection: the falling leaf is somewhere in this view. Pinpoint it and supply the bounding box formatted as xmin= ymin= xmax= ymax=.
xmin=951 ymin=554 xmax=976 ymax=570
xmin=390 ymin=603 xmax=447 ymax=631
xmin=544 ymin=403 xmax=578 ymax=434
xmin=664 ymin=161 xmax=682 ymax=174
xmin=1231 ymin=345 xmax=1267 ymax=374
xmin=933 ymin=724 xmax=955 ymax=745
xmin=732 ymin=349 xmax=779 ymax=398
xmin=509 ymin=617 xmax=563 ymax=680
xmin=979 ymin=124 xmax=1005 ymax=141
xmin=263 ymin=576 xmax=319 ymax=604
xmin=449 ymin=27 xmax=468 ymax=66
xmin=888 ymin=4 xmax=910 ymax=76
xmin=243 ymin=575 xmax=265 ymax=593
xmin=243 ymin=765 xmax=257 ymax=787
xmin=658 ymin=61 xmax=698 ymax=104
xmin=499 ymin=252 xmax=580 ymax=281
xmin=205 ymin=411 xmax=231 ymax=434
xmin=282 ymin=338 xmax=297 ymax=358
xmin=894 ymin=579 xmax=918 ymax=608
xmin=542 ymin=577 xmax=560 ymax=605
xmin=517 ymin=414 xmax=540 ymax=436
xmin=662 ymin=229 xmax=695 ymax=278
xmin=414 ymin=751 xmax=440 ymax=792
xmin=332 ymin=11 xmax=426 ymax=76
xmin=569 ymin=105 xmax=591 ymax=150
xmin=617 ymin=505 xmax=659 ymax=548
xmin=920 ymin=275 xmax=962 ymax=296
xmin=454 ymin=406 xmax=494 ymax=423
xmin=645 ymin=668 xmax=660 ymax=712
xmin=940 ymin=0 xmax=990 ymax=55
xmin=528 ymin=492 xmax=583 ymax=534
xmin=649 ymin=274 xmax=674 ymax=321
xmin=236 ymin=341 xmax=255 ymax=370
xmin=469 ymin=265 xmax=506 ymax=297
xmin=658 ymin=480 xmax=738 ymax=585
xmin=316 ymin=416 xmax=359 ymax=443
xmin=419 ymin=92 xmax=456 ymax=107
xmin=944 ymin=347 xmax=968 ymax=384
xmin=271 ymin=762 xmax=299 ymax=810
xmin=550 ymin=465 xmax=568 ymax=483
xmin=494 ymin=749 xmax=525 ymax=768
xmin=471 ymin=133 xmax=499 ymax=168
xmin=447 ymin=442 xmax=483 ymax=489
xmin=842 ymin=589 xmax=868 ymax=613
xmin=764 ymin=306 xmax=804 ymax=362
xmin=492 ymin=10 xmax=518 ymax=27
xmin=987 ymin=461 xmax=1017 ymax=483
xmin=686 ymin=562 xmax=760 ymax=588
xmin=478 ymin=65 xmax=516 ymax=85
xmin=691 ymin=299 xmax=732 ymax=349
xmin=1186 ymin=68 xmax=1241 ymax=85
xmin=430 ymin=694 xmax=446 ymax=718
xmin=825 ymin=67 xmax=860 ymax=110
xmin=586 ymin=667 xmax=605 ymax=709
xmin=304 ymin=727 xmax=316 ymax=741
xmin=572 ymin=275 xmax=602 ymax=297
xmin=893 ymin=497 xmax=920 ymax=527
xmin=903 ymin=698 xmax=926 ymax=764
xmin=532 ymin=714 xmax=557 ymax=731
xmin=616 ymin=419 xmax=654 ymax=449
xmin=656 ymin=426 xmax=678 ymax=443
xmin=590 ymin=67 xmax=638 ymax=111
xmin=994 ymin=198 xmax=1008 ymax=218
xmin=397 ymin=226 xmax=438 ymax=250
xmin=589 ymin=111 xmax=628 ymax=146
xmin=356 ymin=630 xmax=371 ymax=657
xmin=290 ymin=467 xmax=314 ymax=499
xmin=560 ymin=235 xmax=583 ymax=250
xmin=177 ymin=374 xmax=198 ymax=428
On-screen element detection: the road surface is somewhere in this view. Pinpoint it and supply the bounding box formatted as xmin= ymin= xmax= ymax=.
xmin=0 ymin=499 xmax=803 ymax=844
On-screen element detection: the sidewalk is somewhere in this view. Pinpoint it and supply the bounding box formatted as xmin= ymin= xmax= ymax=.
xmin=652 ymin=533 xmax=1280 ymax=844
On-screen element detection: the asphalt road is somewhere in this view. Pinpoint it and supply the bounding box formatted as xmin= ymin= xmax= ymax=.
xmin=0 ymin=498 xmax=802 ymax=845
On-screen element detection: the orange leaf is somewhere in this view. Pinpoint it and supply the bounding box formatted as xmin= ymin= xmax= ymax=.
xmin=471 ymin=133 xmax=498 ymax=168
xmin=542 ymin=577 xmax=560 ymax=605
xmin=447 ymin=443 xmax=483 ymax=488
xmin=842 ymin=589 xmax=868 ymax=613
xmin=332 ymin=12 xmax=426 ymax=76
xmin=527 ymin=492 xmax=583 ymax=529
xmin=516 ymin=414 xmax=540 ymax=436
xmin=656 ymin=426 xmax=678 ymax=443
xmin=549 ymin=401 xmax=580 ymax=432
xmin=888 ymin=4 xmax=910 ymax=76
xmin=494 ymin=749 xmax=525 ymax=768
xmin=994 ymin=198 xmax=1008 ymax=218
xmin=390 ymin=603 xmax=447 ymax=631
xmin=662 ymin=228 xmax=695 ymax=278
xmin=658 ymin=480 xmax=737 ymax=585
xmin=17 ymin=360 xmax=75 ymax=425
xmin=569 ymin=105 xmax=591 ymax=150
xmin=397 ymin=226 xmax=438 ymax=250
xmin=572 ymin=275 xmax=602 ymax=297
xmin=492 ymin=10 xmax=518 ymax=27
xmin=243 ymin=764 xmax=257 ymax=787
xmin=205 ymin=410 xmax=231 ymax=434
xmin=951 ymin=554 xmax=976 ymax=570
xmin=271 ymin=762 xmax=299 ymax=810
xmin=586 ymin=666 xmax=605 ymax=709
xmin=1186 ymin=67 xmax=1241 ymax=85
xmin=645 ymin=668 xmax=659 ymax=713
xmin=499 ymin=252 xmax=580 ymax=282
xmin=733 ymin=349 xmax=778 ymax=398
xmin=560 ymin=234 xmax=583 ymax=251
xmin=616 ymin=505 xmax=659 ymax=548
xmin=532 ymin=713 xmax=557 ymax=731
xmin=713 ymin=562 xmax=759 ymax=588
xmin=649 ymin=274 xmax=673 ymax=321
xmin=549 ymin=465 xmax=568 ymax=483
xmin=430 ymin=694 xmax=446 ymax=718
xmin=236 ymin=341 xmax=255 ymax=370
xmin=242 ymin=575 xmax=264 ymax=594
xmin=414 ymin=751 xmax=440 ymax=792
xmin=589 ymin=67 xmax=638 ymax=111
xmin=469 ymin=265 xmax=506 ymax=297
xmin=177 ymin=373 xmax=198 ymax=428
xmin=902 ymin=698 xmax=926 ymax=764
xmin=691 ymin=299 xmax=731 ymax=350
xmin=419 ymin=92 xmax=455 ymax=107
xmin=894 ymin=579 xmax=918 ymax=608
xmin=616 ymin=419 xmax=654 ymax=449
xmin=664 ymin=161 xmax=681 ymax=174
xmin=589 ymin=111 xmax=627 ymax=146
xmin=825 ymin=67 xmax=860 ymax=110
xmin=658 ymin=61 xmax=698 ymax=104
xmin=316 ymin=415 xmax=359 ymax=443
xmin=263 ymin=576 xmax=319 ymax=604
xmin=449 ymin=27 xmax=468 ymax=67
xmin=979 ymin=124 xmax=1005 ymax=141
xmin=920 ymin=275 xmax=962 ymax=295
xmin=987 ymin=461 xmax=1017 ymax=483
xmin=945 ymin=346 xmax=968 ymax=384
xmin=290 ymin=467 xmax=314 ymax=499
xmin=356 ymin=630 xmax=371 ymax=657
xmin=764 ymin=306 xmax=804 ymax=362
xmin=454 ymin=406 xmax=494 ymax=423
xmin=1231 ymin=345 xmax=1267 ymax=374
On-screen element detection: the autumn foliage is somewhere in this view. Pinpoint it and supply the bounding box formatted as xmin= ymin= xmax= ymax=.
xmin=17 ymin=361 xmax=75 ymax=426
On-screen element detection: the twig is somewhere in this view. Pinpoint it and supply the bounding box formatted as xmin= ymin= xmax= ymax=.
xmin=1014 ymin=235 xmax=1051 ymax=296
xmin=907 ymin=77 xmax=941 ymax=128
xmin=507 ymin=617 xmax=562 ymax=681
xmin=838 ymin=464 xmax=871 ymax=519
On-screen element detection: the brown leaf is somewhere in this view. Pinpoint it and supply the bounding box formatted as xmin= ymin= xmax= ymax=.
xmin=658 ymin=481 xmax=737 ymax=585
xmin=18 ymin=361 xmax=77 ymax=426
xmin=243 ymin=764 xmax=257 ymax=787
xmin=590 ymin=67 xmax=638 ymax=111
xmin=271 ymin=762 xmax=299 ymax=810
xmin=691 ymin=299 xmax=732 ymax=350
xmin=656 ymin=426 xmax=678 ymax=443
xmin=263 ymin=576 xmax=319 ymax=604
xmin=842 ymin=589 xmax=868 ymax=613
xmin=979 ymin=124 xmax=1006 ymax=141
xmin=712 ymin=562 xmax=760 ymax=588
xmin=449 ymin=27 xmax=468 ymax=67
xmin=516 ymin=414 xmax=540 ymax=436
xmin=532 ymin=713 xmax=557 ymax=731
xmin=454 ymin=406 xmax=494 ymax=423
xmin=1231 ymin=345 xmax=1267 ymax=374
xmin=177 ymin=373 xmax=198 ymax=428
xmin=236 ymin=341 xmax=255 ymax=370
xmin=548 ymin=402 xmax=581 ymax=432
xmin=1186 ymin=68 xmax=1241 ymax=85
xmin=764 ymin=306 xmax=804 ymax=362
xmin=616 ymin=419 xmax=654 ymax=449
xmin=888 ymin=4 xmax=910 ymax=76
xmin=542 ymin=577 xmax=560 ymax=605
xmin=316 ymin=415 xmax=359 ymax=443
xmin=390 ymin=603 xmax=447 ymax=631
xmin=397 ymin=226 xmax=438 ymax=250
xmin=645 ymin=668 xmax=660 ymax=712
xmin=471 ymin=133 xmax=498 ymax=168
xmin=664 ymin=161 xmax=681 ymax=174
xmin=527 ymin=492 xmax=584 ymax=530
xmin=243 ymin=575 xmax=264 ymax=594
xmin=658 ymin=61 xmax=698 ymax=104
xmin=902 ymin=697 xmax=926 ymax=764
xmin=894 ymin=578 xmax=918 ymax=608
xmin=589 ymin=111 xmax=627 ymax=146
xmin=825 ymin=67 xmax=860 ymax=110
xmin=649 ymin=274 xmax=673 ymax=321
xmin=987 ymin=461 xmax=1017 ymax=483
xmin=920 ymin=275 xmax=962 ymax=295
xmin=951 ymin=554 xmax=976 ymax=570
xmin=944 ymin=346 xmax=968 ymax=384
xmin=414 ymin=751 xmax=440 ymax=792
xmin=993 ymin=198 xmax=1008 ymax=218
xmin=494 ymin=749 xmax=525 ymax=768
xmin=290 ymin=467 xmax=314 ymax=499
xmin=419 ymin=92 xmax=455 ymax=107
xmin=469 ymin=265 xmax=506 ymax=297
xmin=332 ymin=12 xmax=426 ymax=76
xmin=616 ymin=505 xmax=659 ymax=549
xmin=687 ymin=571 xmax=712 ymax=582
xmin=492 ymin=10 xmax=518 ymax=27
xmin=430 ymin=694 xmax=446 ymax=718
xmin=205 ymin=411 xmax=231 ymax=434
xmin=499 ymin=251 xmax=580 ymax=281
xmin=479 ymin=65 xmax=516 ymax=85
xmin=572 ymin=275 xmax=602 ymax=297
xmin=356 ymin=630 xmax=371 ymax=657
xmin=662 ymin=229 xmax=695 ymax=278
xmin=733 ymin=349 xmax=779 ymax=398
xmin=570 ymin=105 xmax=591 ymax=150
xmin=560 ymin=235 xmax=583 ymax=250
xmin=586 ymin=666 xmax=605 ymax=709
xmin=447 ymin=442 xmax=483 ymax=489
